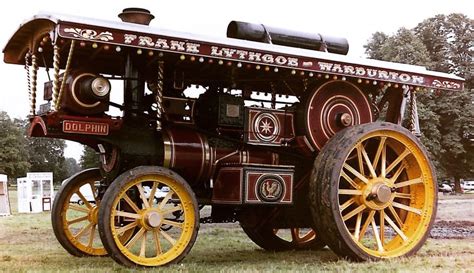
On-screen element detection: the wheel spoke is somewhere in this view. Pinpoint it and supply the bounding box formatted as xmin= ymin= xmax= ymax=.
xmin=395 ymin=177 xmax=423 ymax=188
xmin=359 ymin=210 xmax=375 ymax=242
xmin=371 ymin=218 xmax=384 ymax=253
xmin=373 ymin=137 xmax=386 ymax=171
xmin=68 ymin=204 xmax=90 ymax=213
xmin=116 ymin=221 xmax=138 ymax=235
xmin=386 ymin=148 xmax=411 ymax=174
xmin=74 ymin=222 xmax=93 ymax=239
xmin=67 ymin=215 xmax=89 ymax=226
xmin=148 ymin=182 xmax=158 ymax=207
xmin=160 ymin=230 xmax=176 ymax=245
xmin=136 ymin=183 xmax=150 ymax=209
xmin=153 ymin=230 xmax=162 ymax=256
xmin=160 ymin=204 xmax=182 ymax=215
xmin=381 ymin=144 xmax=387 ymax=177
xmin=388 ymin=205 xmax=404 ymax=228
xmin=88 ymin=181 xmax=98 ymax=203
xmin=343 ymin=163 xmax=369 ymax=184
xmin=115 ymin=210 xmax=142 ymax=219
xmin=391 ymin=163 xmax=407 ymax=183
xmin=380 ymin=210 xmax=385 ymax=245
xmin=75 ymin=190 xmax=93 ymax=209
xmin=360 ymin=143 xmax=377 ymax=178
xmin=353 ymin=211 xmax=363 ymax=240
xmin=392 ymin=202 xmax=422 ymax=215
xmin=162 ymin=219 xmax=183 ymax=228
xmin=356 ymin=144 xmax=365 ymax=176
xmin=384 ymin=213 xmax=408 ymax=241
xmin=122 ymin=193 xmax=141 ymax=213
xmin=125 ymin=227 xmax=145 ymax=249
xmin=139 ymin=231 xmax=147 ymax=257
xmin=299 ymin=229 xmax=316 ymax=242
xmin=340 ymin=197 xmax=356 ymax=212
xmin=342 ymin=204 xmax=366 ymax=221
xmin=394 ymin=192 xmax=412 ymax=199
xmin=339 ymin=189 xmax=363 ymax=196
xmin=88 ymin=224 xmax=96 ymax=248
xmin=290 ymin=228 xmax=300 ymax=243
xmin=341 ymin=170 xmax=360 ymax=189
xmin=158 ymin=191 xmax=174 ymax=210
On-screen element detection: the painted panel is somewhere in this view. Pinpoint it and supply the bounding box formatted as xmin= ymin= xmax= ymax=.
xmin=245 ymin=108 xmax=295 ymax=146
xmin=57 ymin=23 xmax=464 ymax=91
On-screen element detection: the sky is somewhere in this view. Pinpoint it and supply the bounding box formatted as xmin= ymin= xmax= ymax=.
xmin=0 ymin=0 xmax=472 ymax=161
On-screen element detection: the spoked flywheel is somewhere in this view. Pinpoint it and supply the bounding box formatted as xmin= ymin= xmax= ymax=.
xmin=98 ymin=166 xmax=199 ymax=267
xmin=51 ymin=168 xmax=107 ymax=256
xmin=242 ymin=226 xmax=325 ymax=251
xmin=310 ymin=122 xmax=437 ymax=261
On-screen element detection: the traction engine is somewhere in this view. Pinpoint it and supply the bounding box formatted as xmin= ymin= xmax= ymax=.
xmin=3 ymin=8 xmax=464 ymax=267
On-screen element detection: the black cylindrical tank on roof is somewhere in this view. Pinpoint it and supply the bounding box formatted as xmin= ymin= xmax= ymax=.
xmin=227 ymin=21 xmax=349 ymax=55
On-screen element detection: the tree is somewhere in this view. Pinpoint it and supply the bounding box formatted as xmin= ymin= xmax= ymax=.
xmin=0 ymin=114 xmax=68 ymax=184
xmin=415 ymin=14 xmax=473 ymax=86
xmin=64 ymin=157 xmax=81 ymax=178
xmin=364 ymin=31 xmax=389 ymax=61
xmin=365 ymin=28 xmax=443 ymax=169
xmin=371 ymin=28 xmax=433 ymax=67
xmin=26 ymin=137 xmax=67 ymax=184
xmin=414 ymin=14 xmax=474 ymax=192
xmin=365 ymin=14 xmax=474 ymax=191
xmin=0 ymin=111 xmax=30 ymax=180
xmin=11 ymin=118 xmax=68 ymax=184
xmin=80 ymin=146 xmax=100 ymax=169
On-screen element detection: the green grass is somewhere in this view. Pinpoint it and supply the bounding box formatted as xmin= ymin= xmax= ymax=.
xmin=1 ymin=191 xmax=473 ymax=272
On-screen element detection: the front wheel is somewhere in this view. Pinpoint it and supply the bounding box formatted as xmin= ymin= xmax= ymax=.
xmin=51 ymin=168 xmax=107 ymax=256
xmin=98 ymin=166 xmax=199 ymax=267
xmin=310 ymin=122 xmax=437 ymax=261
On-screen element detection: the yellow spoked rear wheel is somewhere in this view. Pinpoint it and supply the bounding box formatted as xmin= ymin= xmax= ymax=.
xmin=98 ymin=166 xmax=199 ymax=267
xmin=51 ymin=168 xmax=107 ymax=256
xmin=310 ymin=122 xmax=437 ymax=260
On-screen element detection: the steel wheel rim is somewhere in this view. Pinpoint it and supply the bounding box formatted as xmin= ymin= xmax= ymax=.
xmin=337 ymin=130 xmax=435 ymax=258
xmin=61 ymin=177 xmax=106 ymax=255
xmin=110 ymin=174 xmax=196 ymax=266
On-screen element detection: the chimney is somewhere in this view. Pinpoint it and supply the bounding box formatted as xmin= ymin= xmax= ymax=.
xmin=118 ymin=8 xmax=155 ymax=25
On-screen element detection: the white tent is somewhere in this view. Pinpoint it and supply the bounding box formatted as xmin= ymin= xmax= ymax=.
xmin=0 ymin=174 xmax=11 ymax=216
xmin=17 ymin=172 xmax=54 ymax=213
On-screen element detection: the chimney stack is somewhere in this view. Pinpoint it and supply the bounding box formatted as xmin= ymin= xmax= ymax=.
xmin=118 ymin=8 xmax=155 ymax=25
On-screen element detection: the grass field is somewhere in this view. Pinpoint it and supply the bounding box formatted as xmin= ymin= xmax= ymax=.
xmin=1 ymin=191 xmax=473 ymax=273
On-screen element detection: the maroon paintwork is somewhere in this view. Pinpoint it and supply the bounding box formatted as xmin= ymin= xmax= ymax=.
xmin=1 ymin=12 xmax=466 ymax=209
xmin=163 ymin=127 xmax=279 ymax=186
xmin=213 ymin=164 xmax=294 ymax=205
xmin=29 ymin=112 xmax=122 ymax=148
xmin=52 ymin=23 xmax=463 ymax=91
xmin=245 ymin=108 xmax=295 ymax=146
xmin=304 ymin=80 xmax=373 ymax=150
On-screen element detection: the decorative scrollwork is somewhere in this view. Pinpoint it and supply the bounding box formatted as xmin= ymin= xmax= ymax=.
xmin=64 ymin=28 xmax=114 ymax=42
xmin=432 ymin=79 xmax=461 ymax=89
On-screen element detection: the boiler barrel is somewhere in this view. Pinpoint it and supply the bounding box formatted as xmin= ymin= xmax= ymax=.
xmin=227 ymin=21 xmax=349 ymax=55
xmin=162 ymin=128 xmax=279 ymax=185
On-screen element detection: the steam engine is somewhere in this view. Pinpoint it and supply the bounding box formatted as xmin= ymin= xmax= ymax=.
xmin=3 ymin=7 xmax=463 ymax=267
xmin=29 ymin=12 xmax=361 ymax=211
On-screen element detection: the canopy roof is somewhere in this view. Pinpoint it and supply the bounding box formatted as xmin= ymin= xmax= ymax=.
xmin=3 ymin=12 xmax=464 ymax=91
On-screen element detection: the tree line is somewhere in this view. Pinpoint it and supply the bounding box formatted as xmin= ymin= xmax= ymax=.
xmin=0 ymin=112 xmax=99 ymax=184
xmin=365 ymin=13 xmax=473 ymax=191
